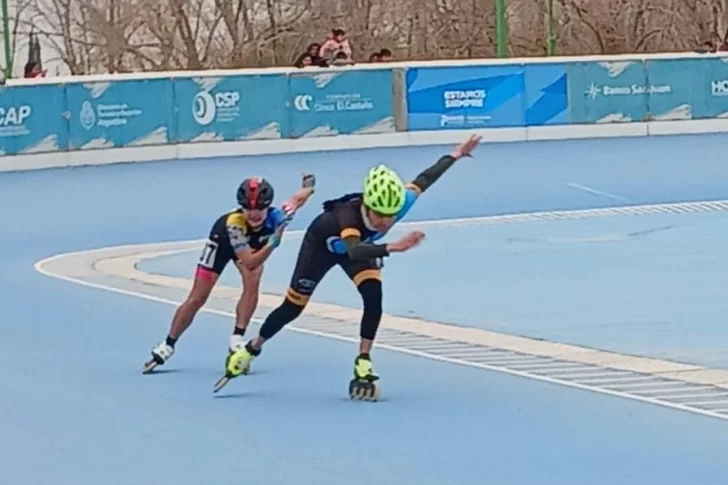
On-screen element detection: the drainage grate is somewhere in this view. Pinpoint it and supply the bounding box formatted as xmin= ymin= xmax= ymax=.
xmin=35 ymin=197 xmax=728 ymax=422
xmin=289 ymin=314 xmax=728 ymax=420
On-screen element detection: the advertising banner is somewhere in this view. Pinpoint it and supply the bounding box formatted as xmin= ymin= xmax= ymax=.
xmin=0 ymin=84 xmax=67 ymax=155
xmin=405 ymin=65 xmax=526 ymax=130
xmin=288 ymin=70 xmax=395 ymax=138
xmin=66 ymin=79 xmax=174 ymax=150
xmin=643 ymin=59 xmax=696 ymax=120
xmin=686 ymin=57 xmax=728 ymax=119
xmin=567 ymin=61 xmax=653 ymax=123
xmin=523 ymin=63 xmax=568 ymax=126
xmin=174 ymin=74 xmax=287 ymax=142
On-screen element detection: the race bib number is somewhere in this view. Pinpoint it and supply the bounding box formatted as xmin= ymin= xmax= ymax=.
xmin=198 ymin=240 xmax=219 ymax=269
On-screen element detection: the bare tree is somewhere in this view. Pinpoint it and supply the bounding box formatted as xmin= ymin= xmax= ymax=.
xmin=1 ymin=0 xmax=34 ymax=76
xmin=15 ymin=0 xmax=728 ymax=75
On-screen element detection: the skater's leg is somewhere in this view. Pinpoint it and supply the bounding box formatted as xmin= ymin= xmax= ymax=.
xmin=246 ymin=267 xmax=331 ymax=351
xmin=225 ymin=232 xmax=336 ymax=377
xmin=349 ymin=268 xmax=383 ymax=381
xmin=170 ymin=269 xmax=218 ymax=340
xmin=355 ymin=276 xmax=383 ymax=355
xmin=341 ymin=262 xmax=383 ymax=357
xmin=229 ymin=263 xmax=263 ymax=351
xmin=144 ymin=234 xmax=232 ymax=373
xmin=143 ymin=270 xmax=217 ymax=372
xmin=342 ymin=261 xmax=383 ymax=401
xmin=251 ymin=231 xmax=337 ymax=351
xmin=222 ymin=297 xmax=308 ymax=380
xmin=252 ymin=298 xmax=304 ymax=347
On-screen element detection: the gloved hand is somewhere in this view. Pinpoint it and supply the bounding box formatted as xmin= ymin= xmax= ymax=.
xmin=280 ymin=202 xmax=296 ymax=225
xmin=268 ymin=225 xmax=285 ymax=250
xmin=302 ymin=173 xmax=316 ymax=190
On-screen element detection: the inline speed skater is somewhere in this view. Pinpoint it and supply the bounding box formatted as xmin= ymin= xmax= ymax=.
xmin=213 ymin=135 xmax=482 ymax=399
xmin=142 ymin=173 xmax=316 ymax=374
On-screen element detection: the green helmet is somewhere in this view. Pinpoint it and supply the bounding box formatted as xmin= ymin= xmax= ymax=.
xmin=363 ymin=164 xmax=406 ymax=215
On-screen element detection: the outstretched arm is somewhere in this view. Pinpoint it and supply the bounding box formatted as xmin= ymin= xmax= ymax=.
xmin=341 ymin=230 xmax=423 ymax=261
xmin=280 ymin=173 xmax=316 ymax=222
xmin=228 ymin=226 xmax=276 ymax=271
xmin=342 ymin=230 xmax=390 ymax=261
xmin=236 ymin=243 xmax=276 ymax=271
xmin=286 ymin=186 xmax=315 ymax=210
xmin=408 ymin=134 xmax=482 ymax=196
xmin=337 ymin=209 xmax=423 ymax=261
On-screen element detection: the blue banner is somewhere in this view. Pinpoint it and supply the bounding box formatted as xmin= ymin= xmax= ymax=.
xmin=0 ymin=84 xmax=67 ymax=155
xmin=698 ymin=58 xmax=728 ymax=118
xmin=643 ymin=59 xmax=695 ymax=120
xmin=9 ymin=56 xmax=728 ymax=164
xmin=66 ymin=79 xmax=174 ymax=150
xmin=524 ymin=64 xmax=568 ymax=125
xmin=406 ymin=65 xmax=526 ymax=130
xmin=287 ymin=70 xmax=394 ymax=137
xmin=647 ymin=57 xmax=728 ymax=120
xmin=174 ymin=74 xmax=287 ymax=142
xmin=567 ymin=60 xmax=653 ymax=123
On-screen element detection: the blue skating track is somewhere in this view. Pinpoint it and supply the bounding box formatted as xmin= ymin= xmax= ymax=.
xmin=4 ymin=134 xmax=728 ymax=485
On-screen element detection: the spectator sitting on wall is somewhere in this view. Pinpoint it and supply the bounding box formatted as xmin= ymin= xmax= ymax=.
xmin=24 ymin=61 xmax=46 ymax=78
xmin=368 ymin=48 xmax=393 ymax=63
xmin=330 ymin=51 xmax=354 ymax=66
xmin=294 ymin=53 xmax=314 ymax=68
xmin=718 ymin=32 xmax=728 ymax=52
xmin=306 ymin=43 xmax=328 ymax=67
xmin=321 ymin=28 xmax=352 ymax=63
xmin=695 ymin=41 xmax=716 ymax=53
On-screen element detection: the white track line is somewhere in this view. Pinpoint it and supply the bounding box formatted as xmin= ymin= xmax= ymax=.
xmin=565 ymin=182 xmax=632 ymax=203
xmin=34 ymin=199 xmax=728 ymax=421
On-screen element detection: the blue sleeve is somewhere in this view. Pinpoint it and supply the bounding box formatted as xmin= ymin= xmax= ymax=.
xmin=268 ymin=208 xmax=287 ymax=227
xmin=393 ymin=189 xmax=418 ymax=223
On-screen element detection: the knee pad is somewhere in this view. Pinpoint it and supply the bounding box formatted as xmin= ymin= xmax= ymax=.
xmin=358 ymin=279 xmax=383 ymax=340
xmin=358 ymin=279 xmax=382 ymax=311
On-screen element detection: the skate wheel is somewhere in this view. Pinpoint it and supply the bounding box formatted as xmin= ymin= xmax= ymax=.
xmin=349 ymin=379 xmax=380 ymax=402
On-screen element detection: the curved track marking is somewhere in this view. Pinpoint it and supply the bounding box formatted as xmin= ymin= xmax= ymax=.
xmin=35 ymin=200 xmax=728 ymax=421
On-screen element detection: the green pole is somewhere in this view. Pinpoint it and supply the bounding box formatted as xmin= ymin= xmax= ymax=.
xmin=1 ymin=0 xmax=11 ymax=79
xmin=546 ymin=0 xmax=556 ymax=56
xmin=495 ymin=0 xmax=507 ymax=58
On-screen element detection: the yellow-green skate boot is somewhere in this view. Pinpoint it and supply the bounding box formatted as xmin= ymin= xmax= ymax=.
xmin=349 ymin=354 xmax=380 ymax=402
xmin=212 ymin=341 xmax=260 ymax=393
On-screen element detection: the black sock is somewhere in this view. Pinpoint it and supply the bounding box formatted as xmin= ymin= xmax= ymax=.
xmin=233 ymin=326 xmax=246 ymax=337
xmin=245 ymin=340 xmax=262 ymax=357
xmin=166 ymin=335 xmax=177 ymax=347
